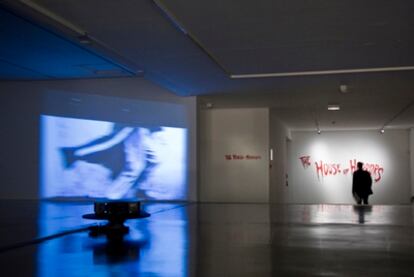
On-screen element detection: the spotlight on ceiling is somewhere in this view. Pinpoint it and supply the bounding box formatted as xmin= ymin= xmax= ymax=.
xmin=78 ymin=34 xmax=92 ymax=45
xmin=380 ymin=129 xmax=385 ymax=134
xmin=317 ymin=129 xmax=321 ymax=135
xmin=339 ymin=85 xmax=348 ymax=93
xmin=327 ymin=104 xmax=340 ymax=111
xmin=205 ymin=102 xmax=213 ymax=109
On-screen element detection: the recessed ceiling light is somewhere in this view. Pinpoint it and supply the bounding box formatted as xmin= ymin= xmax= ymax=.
xmin=70 ymin=97 xmax=81 ymax=102
xmin=93 ymin=69 xmax=125 ymax=75
xmin=327 ymin=104 xmax=340 ymax=111
xmin=339 ymin=85 xmax=348 ymax=93
xmin=78 ymin=34 xmax=92 ymax=45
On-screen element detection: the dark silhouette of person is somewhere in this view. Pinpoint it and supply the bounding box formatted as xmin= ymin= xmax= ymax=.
xmin=352 ymin=162 xmax=373 ymax=205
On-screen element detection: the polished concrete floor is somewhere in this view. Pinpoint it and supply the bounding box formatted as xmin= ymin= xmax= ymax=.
xmin=0 ymin=201 xmax=414 ymax=276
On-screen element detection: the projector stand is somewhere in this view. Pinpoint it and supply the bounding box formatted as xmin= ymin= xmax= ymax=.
xmin=83 ymin=200 xmax=150 ymax=240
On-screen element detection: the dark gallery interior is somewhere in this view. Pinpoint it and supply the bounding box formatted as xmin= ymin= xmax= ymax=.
xmin=0 ymin=1 xmax=414 ymax=276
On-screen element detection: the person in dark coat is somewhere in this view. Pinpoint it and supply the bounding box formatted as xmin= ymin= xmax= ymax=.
xmin=352 ymin=162 xmax=373 ymax=204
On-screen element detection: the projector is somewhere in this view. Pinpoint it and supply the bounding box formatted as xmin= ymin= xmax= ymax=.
xmin=83 ymin=200 xmax=150 ymax=239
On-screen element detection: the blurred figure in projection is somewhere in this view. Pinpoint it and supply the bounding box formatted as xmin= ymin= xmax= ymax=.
xmin=61 ymin=124 xmax=166 ymax=199
xmin=105 ymin=126 xmax=167 ymax=199
xmin=352 ymin=162 xmax=373 ymax=205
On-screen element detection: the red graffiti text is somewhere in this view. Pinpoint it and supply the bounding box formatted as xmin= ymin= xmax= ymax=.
xmin=300 ymin=155 xmax=385 ymax=183
xmin=349 ymin=159 xmax=384 ymax=182
xmin=315 ymin=161 xmax=342 ymax=178
xmin=299 ymin=156 xmax=311 ymax=168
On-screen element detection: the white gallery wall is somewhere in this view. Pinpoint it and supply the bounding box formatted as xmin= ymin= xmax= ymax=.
xmin=199 ymin=108 xmax=269 ymax=202
xmin=411 ymin=128 xmax=414 ymax=200
xmin=288 ymin=130 xmax=411 ymax=204
xmin=269 ymin=110 xmax=291 ymax=203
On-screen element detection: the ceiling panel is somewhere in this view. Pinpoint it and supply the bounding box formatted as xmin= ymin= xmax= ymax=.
xmin=0 ymin=0 xmax=412 ymax=130
xmin=162 ymin=0 xmax=414 ymax=75
xmin=0 ymin=7 xmax=136 ymax=80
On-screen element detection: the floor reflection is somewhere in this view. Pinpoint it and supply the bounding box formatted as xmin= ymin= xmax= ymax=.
xmin=353 ymin=205 xmax=373 ymax=224
xmin=37 ymin=201 xmax=192 ymax=277
xmin=89 ymin=240 xmax=144 ymax=265
xmin=1 ymin=201 xmax=414 ymax=276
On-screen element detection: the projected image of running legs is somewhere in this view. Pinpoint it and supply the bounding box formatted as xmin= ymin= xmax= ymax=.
xmin=41 ymin=116 xmax=187 ymax=200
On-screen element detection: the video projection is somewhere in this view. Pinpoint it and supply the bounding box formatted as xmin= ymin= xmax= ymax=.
xmin=41 ymin=115 xmax=187 ymax=200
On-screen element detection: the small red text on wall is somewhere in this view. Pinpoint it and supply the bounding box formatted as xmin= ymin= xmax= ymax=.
xmin=225 ymin=154 xmax=262 ymax=160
